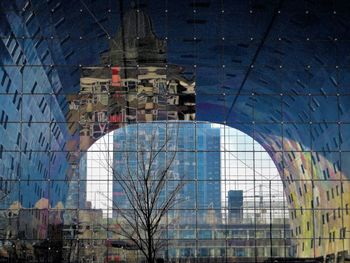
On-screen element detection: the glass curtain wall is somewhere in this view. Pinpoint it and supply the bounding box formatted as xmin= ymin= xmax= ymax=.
xmin=0 ymin=0 xmax=349 ymax=262
xmin=85 ymin=122 xmax=290 ymax=262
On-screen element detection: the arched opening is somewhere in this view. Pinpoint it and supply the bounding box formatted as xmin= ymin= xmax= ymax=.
xmin=84 ymin=121 xmax=291 ymax=261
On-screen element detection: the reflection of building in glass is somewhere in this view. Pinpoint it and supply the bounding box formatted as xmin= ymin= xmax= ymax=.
xmin=66 ymin=6 xmax=196 ymax=152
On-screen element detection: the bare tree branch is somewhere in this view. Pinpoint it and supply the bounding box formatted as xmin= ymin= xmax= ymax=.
xmin=97 ymin=123 xmax=185 ymax=262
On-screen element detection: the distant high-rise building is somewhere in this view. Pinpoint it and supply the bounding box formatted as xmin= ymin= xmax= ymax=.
xmin=112 ymin=122 xmax=221 ymax=221
xmin=228 ymin=190 xmax=243 ymax=222
xmin=67 ymin=153 xmax=88 ymax=209
xmin=196 ymin=124 xmax=221 ymax=221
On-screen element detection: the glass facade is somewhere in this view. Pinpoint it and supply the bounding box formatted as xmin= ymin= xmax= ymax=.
xmin=112 ymin=123 xmax=221 ymax=216
xmin=86 ymin=122 xmax=290 ymax=262
xmin=0 ymin=0 xmax=349 ymax=262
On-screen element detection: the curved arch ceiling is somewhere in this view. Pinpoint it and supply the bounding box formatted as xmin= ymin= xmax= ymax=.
xmin=0 ymin=0 xmax=350 ymax=259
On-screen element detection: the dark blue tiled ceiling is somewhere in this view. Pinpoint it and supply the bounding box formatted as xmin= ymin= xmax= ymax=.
xmin=1 ymin=0 xmax=350 ymax=148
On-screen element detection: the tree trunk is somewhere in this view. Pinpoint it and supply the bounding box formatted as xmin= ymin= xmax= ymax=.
xmin=147 ymin=241 xmax=154 ymax=263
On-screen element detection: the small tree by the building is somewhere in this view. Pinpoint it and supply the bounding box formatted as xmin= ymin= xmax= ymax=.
xmin=98 ymin=124 xmax=186 ymax=263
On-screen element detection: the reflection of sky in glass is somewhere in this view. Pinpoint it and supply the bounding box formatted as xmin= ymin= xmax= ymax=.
xmin=86 ymin=123 xmax=285 ymax=219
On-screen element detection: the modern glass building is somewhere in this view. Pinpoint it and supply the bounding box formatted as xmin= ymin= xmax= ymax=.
xmin=0 ymin=0 xmax=350 ymax=262
xmin=112 ymin=122 xmax=221 ymax=221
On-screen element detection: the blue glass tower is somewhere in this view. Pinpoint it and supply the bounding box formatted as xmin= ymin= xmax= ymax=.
xmin=112 ymin=122 xmax=221 ymax=221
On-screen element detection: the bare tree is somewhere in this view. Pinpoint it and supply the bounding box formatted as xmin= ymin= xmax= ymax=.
xmin=97 ymin=124 xmax=186 ymax=263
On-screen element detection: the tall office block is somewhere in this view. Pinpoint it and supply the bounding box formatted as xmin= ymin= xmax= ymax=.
xmin=112 ymin=123 xmax=221 ymax=222
xmin=228 ymin=190 xmax=244 ymax=222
